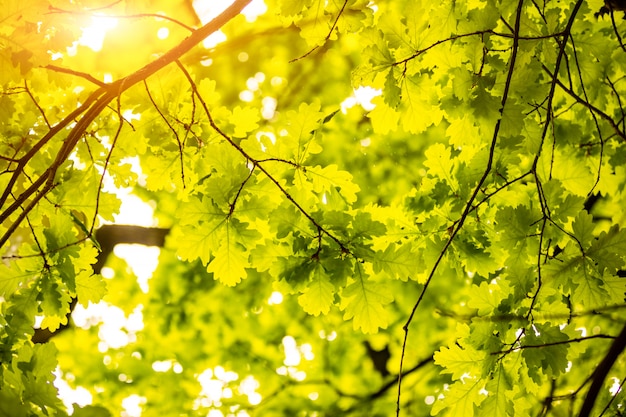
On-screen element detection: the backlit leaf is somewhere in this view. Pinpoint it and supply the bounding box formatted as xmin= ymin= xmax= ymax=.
xmin=298 ymin=264 xmax=334 ymax=315
xmin=340 ymin=268 xmax=393 ymax=333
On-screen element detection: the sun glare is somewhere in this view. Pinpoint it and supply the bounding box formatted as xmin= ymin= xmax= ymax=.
xmin=74 ymin=1 xmax=268 ymax=53
xmin=193 ymin=0 xmax=267 ymax=48
xmin=79 ymin=15 xmax=119 ymax=52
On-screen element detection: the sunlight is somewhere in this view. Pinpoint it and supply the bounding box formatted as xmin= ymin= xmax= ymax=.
xmin=282 ymin=336 xmax=301 ymax=366
xmin=195 ymin=366 xmax=241 ymax=409
xmin=54 ymin=368 xmax=93 ymax=414
xmin=194 ymin=0 xmax=267 ymax=23
xmin=239 ymin=376 xmax=262 ymax=405
xmin=318 ymin=329 xmax=337 ymax=341
xmin=609 ymin=377 xmax=622 ymax=396
xmin=121 ymin=394 xmax=146 ymax=417
xmin=72 ymin=1 xmax=269 ymax=55
xmin=267 ymin=291 xmax=283 ymax=305
xmin=193 ymin=0 xmax=267 ymax=47
xmin=111 ymin=186 xmax=160 ymax=293
xmin=157 ymin=27 xmax=170 ymax=40
xmin=79 ymin=15 xmax=119 ymax=52
xmin=341 ymin=86 xmax=381 ymax=113
xmin=71 ymin=303 xmax=144 ymax=351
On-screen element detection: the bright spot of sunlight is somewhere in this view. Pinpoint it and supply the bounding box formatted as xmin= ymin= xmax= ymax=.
xmin=610 ymin=377 xmax=622 ymax=396
xmin=194 ymin=0 xmax=267 ymax=23
xmin=101 ymin=266 xmax=115 ymax=279
xmin=268 ymin=291 xmax=283 ymax=305
xmin=276 ymin=366 xmax=306 ymax=381
xmin=239 ymin=90 xmax=254 ymax=102
xmin=248 ymin=392 xmax=262 ymax=406
xmin=114 ymin=245 xmax=160 ymax=293
xmin=203 ymin=31 xmax=228 ymax=48
xmin=318 ymin=329 xmax=337 ymax=341
xmin=79 ymin=15 xmax=119 ymax=52
xmin=121 ymin=394 xmax=146 ymax=417
xmin=282 ymin=336 xmax=301 ymax=366
xmin=195 ymin=367 xmax=240 ymax=408
xmin=261 ymin=96 xmax=277 ymax=119
xmin=246 ymin=77 xmax=260 ymax=91
xmin=194 ymin=0 xmax=267 ymax=48
xmin=197 ymin=369 xmax=222 ymax=405
xmin=276 ymin=336 xmax=315 ymax=381
xmin=277 ymin=336 xmax=314 ymax=381
xmin=72 ymin=303 xmax=144 ymax=351
xmin=152 ymin=360 xmax=172 ymax=372
xmin=194 ymin=0 xmax=233 ymax=22
xmin=300 ymin=343 xmax=314 ymax=361
xmin=114 ymin=192 xmax=155 ymax=226
xmin=157 ymin=27 xmax=169 ymax=40
xmin=341 ymin=86 xmax=381 ymax=113
xmin=54 ymin=368 xmax=93 ymax=414
xmin=271 ymin=76 xmax=284 ymax=87
xmin=110 ymin=188 xmax=160 ymax=292
xmin=239 ymin=376 xmax=262 ymax=405
xmin=531 ymin=324 xmax=541 ymax=337
xmin=241 ymin=0 xmax=267 ymax=22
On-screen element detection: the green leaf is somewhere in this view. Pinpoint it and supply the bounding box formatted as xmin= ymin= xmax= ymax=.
xmin=467 ymin=282 xmax=505 ymax=316
xmin=434 ymin=342 xmax=486 ymax=380
xmin=399 ymin=75 xmax=444 ymax=133
xmin=431 ymin=377 xmax=486 ymax=417
xmin=206 ymin=237 xmax=249 ymax=286
xmin=482 ymin=364 xmax=514 ymax=416
xmin=297 ymin=263 xmax=335 ymax=315
xmin=571 ymin=210 xmax=595 ymax=246
xmin=370 ymin=242 xmax=423 ymax=282
xmin=367 ymin=97 xmax=400 ymax=134
xmin=589 ymin=224 xmax=626 ymax=273
xmin=0 ymin=262 xmax=35 ymax=299
xmin=304 ymin=164 xmax=360 ymax=204
xmin=340 ymin=267 xmax=393 ymax=333
xmin=75 ymin=272 xmax=107 ymax=308
xmin=423 ymin=143 xmax=457 ymax=189
xmin=521 ymin=323 xmax=570 ymax=382
xmin=229 ymin=106 xmax=260 ymax=138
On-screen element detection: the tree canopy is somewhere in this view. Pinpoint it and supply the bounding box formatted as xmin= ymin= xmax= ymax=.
xmin=1 ymin=0 xmax=626 ymax=415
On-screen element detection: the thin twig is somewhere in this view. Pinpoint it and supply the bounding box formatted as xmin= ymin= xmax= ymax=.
xmin=291 ymin=0 xmax=349 ymax=62
xmin=44 ymin=65 xmax=108 ymax=87
xmin=396 ymin=2 xmax=526 ymax=415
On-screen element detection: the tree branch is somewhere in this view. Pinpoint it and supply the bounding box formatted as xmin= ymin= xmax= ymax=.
xmin=0 ymin=0 xmax=252 ymax=250
xmin=32 ymin=224 xmax=169 ymax=344
xmin=578 ymin=322 xmax=626 ymax=417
